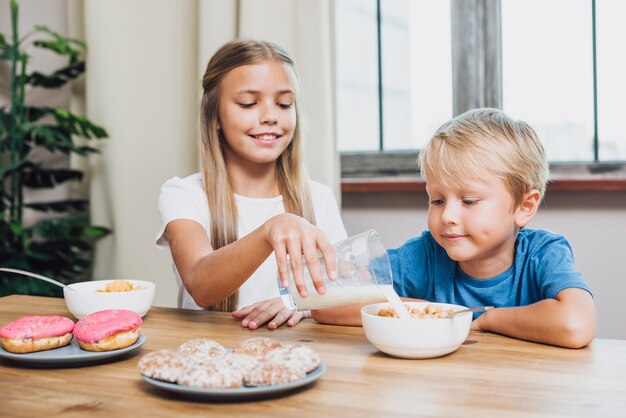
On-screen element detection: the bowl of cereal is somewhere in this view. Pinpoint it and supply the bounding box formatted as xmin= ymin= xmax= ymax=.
xmin=64 ymin=279 xmax=156 ymax=319
xmin=361 ymin=301 xmax=472 ymax=359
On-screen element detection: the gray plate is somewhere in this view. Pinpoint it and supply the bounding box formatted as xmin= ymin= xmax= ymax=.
xmin=141 ymin=362 xmax=326 ymax=401
xmin=0 ymin=334 xmax=146 ymax=367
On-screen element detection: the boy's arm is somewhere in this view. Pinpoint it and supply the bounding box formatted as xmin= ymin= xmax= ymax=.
xmin=472 ymin=288 xmax=596 ymax=348
xmin=311 ymin=303 xmax=365 ymax=326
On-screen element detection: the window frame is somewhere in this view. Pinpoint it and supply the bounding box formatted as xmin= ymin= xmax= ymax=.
xmin=338 ymin=0 xmax=626 ymax=184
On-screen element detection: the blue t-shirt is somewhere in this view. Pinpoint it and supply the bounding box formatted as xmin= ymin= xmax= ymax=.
xmin=388 ymin=228 xmax=592 ymax=318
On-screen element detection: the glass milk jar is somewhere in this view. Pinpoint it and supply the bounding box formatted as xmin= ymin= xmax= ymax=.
xmin=278 ymin=229 xmax=394 ymax=311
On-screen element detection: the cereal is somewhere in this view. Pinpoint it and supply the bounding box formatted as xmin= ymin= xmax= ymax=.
xmin=97 ymin=279 xmax=146 ymax=292
xmin=378 ymin=303 xmax=456 ymax=319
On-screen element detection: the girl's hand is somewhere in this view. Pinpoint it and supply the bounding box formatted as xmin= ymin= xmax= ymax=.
xmin=264 ymin=213 xmax=337 ymax=298
xmin=231 ymin=297 xmax=310 ymax=330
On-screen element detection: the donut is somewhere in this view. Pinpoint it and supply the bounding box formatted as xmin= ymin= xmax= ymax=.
xmin=138 ymin=349 xmax=192 ymax=383
xmin=73 ymin=309 xmax=142 ymax=352
xmin=0 ymin=315 xmax=74 ymax=354
xmin=231 ymin=337 xmax=283 ymax=360
xmin=176 ymin=338 xmax=227 ymax=364
xmin=264 ymin=344 xmax=321 ymax=373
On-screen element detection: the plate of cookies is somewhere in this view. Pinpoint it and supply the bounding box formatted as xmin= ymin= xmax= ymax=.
xmin=138 ymin=337 xmax=326 ymax=400
xmin=0 ymin=310 xmax=146 ymax=367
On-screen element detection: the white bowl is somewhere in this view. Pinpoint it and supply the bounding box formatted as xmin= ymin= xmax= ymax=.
xmin=63 ymin=280 xmax=156 ymax=319
xmin=361 ymin=301 xmax=472 ymax=359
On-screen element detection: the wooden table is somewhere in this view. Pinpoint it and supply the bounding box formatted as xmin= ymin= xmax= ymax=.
xmin=1 ymin=295 xmax=624 ymax=418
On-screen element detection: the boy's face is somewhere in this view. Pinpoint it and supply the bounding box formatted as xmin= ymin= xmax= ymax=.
xmin=425 ymin=171 xmax=528 ymax=278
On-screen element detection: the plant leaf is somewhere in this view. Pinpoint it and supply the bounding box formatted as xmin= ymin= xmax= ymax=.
xmin=25 ymin=199 xmax=89 ymax=213
xmin=53 ymin=108 xmax=108 ymax=139
xmin=28 ymin=216 xmax=111 ymax=241
xmin=0 ymin=159 xmax=36 ymax=181
xmin=0 ymin=33 xmax=13 ymax=60
xmin=22 ymin=167 xmax=84 ymax=188
xmin=25 ymin=61 xmax=85 ymax=88
xmin=33 ymin=25 xmax=86 ymax=63
xmin=24 ymin=124 xmax=100 ymax=156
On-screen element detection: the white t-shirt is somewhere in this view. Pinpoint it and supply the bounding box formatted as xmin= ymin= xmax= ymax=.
xmin=155 ymin=173 xmax=348 ymax=310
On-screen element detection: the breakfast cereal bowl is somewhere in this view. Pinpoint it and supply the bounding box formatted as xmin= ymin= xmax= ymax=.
xmin=361 ymin=301 xmax=472 ymax=359
xmin=63 ymin=279 xmax=156 ymax=319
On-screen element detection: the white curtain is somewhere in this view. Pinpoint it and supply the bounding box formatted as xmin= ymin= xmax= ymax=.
xmin=74 ymin=0 xmax=338 ymax=307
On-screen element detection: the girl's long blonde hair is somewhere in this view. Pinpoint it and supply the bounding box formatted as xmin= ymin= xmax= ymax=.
xmin=200 ymin=39 xmax=315 ymax=312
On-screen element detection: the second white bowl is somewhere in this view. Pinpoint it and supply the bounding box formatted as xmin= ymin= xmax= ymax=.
xmin=63 ymin=279 xmax=156 ymax=319
xmin=361 ymin=301 xmax=472 ymax=359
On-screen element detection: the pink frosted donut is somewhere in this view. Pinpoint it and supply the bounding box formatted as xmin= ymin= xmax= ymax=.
xmin=73 ymin=309 xmax=142 ymax=352
xmin=0 ymin=315 xmax=75 ymax=354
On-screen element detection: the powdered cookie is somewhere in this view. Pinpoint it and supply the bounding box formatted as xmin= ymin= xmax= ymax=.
xmin=137 ymin=349 xmax=191 ymax=383
xmin=265 ymin=344 xmax=321 ymax=373
xmin=232 ymin=337 xmax=282 ymax=360
xmin=221 ymin=352 xmax=261 ymax=375
xmin=177 ymin=359 xmax=244 ymax=388
xmin=244 ymin=362 xmax=306 ymax=387
xmin=177 ymin=338 xmax=227 ymax=364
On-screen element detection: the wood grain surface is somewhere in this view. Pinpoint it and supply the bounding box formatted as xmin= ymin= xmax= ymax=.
xmin=1 ymin=295 xmax=624 ymax=418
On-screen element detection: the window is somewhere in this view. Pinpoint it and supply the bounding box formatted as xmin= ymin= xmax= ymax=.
xmin=335 ymin=0 xmax=626 ymax=178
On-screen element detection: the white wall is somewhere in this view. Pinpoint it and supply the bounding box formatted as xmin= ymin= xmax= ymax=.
xmin=342 ymin=190 xmax=626 ymax=340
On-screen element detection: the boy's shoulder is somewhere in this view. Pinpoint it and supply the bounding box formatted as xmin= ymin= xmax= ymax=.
xmin=517 ymin=228 xmax=568 ymax=244
xmin=516 ymin=228 xmax=573 ymax=257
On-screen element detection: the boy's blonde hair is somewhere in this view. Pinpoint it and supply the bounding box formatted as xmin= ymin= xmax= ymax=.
xmin=199 ymin=39 xmax=315 ymax=312
xmin=419 ymin=108 xmax=550 ymax=207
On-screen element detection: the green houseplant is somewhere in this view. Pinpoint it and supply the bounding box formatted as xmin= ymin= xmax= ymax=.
xmin=0 ymin=0 xmax=110 ymax=297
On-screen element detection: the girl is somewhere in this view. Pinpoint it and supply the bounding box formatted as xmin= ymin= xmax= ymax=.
xmin=156 ymin=40 xmax=347 ymax=330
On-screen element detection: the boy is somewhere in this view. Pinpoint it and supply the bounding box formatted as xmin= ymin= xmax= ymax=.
xmin=313 ymin=108 xmax=596 ymax=348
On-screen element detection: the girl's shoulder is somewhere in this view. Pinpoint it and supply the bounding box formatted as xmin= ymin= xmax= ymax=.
xmin=161 ymin=172 xmax=203 ymax=192
xmin=307 ymin=179 xmax=334 ymax=198
xmin=158 ymin=173 xmax=207 ymax=206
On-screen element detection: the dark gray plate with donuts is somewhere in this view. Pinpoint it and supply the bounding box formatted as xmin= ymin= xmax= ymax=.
xmin=141 ymin=361 xmax=326 ymax=401
xmin=0 ymin=334 xmax=146 ymax=367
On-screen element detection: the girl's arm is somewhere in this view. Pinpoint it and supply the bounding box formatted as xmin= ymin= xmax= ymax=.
xmin=167 ymin=213 xmax=336 ymax=308
xmin=472 ymin=288 xmax=596 ymax=348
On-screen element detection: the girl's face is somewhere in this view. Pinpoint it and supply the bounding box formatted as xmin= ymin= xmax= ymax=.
xmin=426 ymin=170 xmax=527 ymax=279
xmin=217 ymin=61 xmax=297 ymax=167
